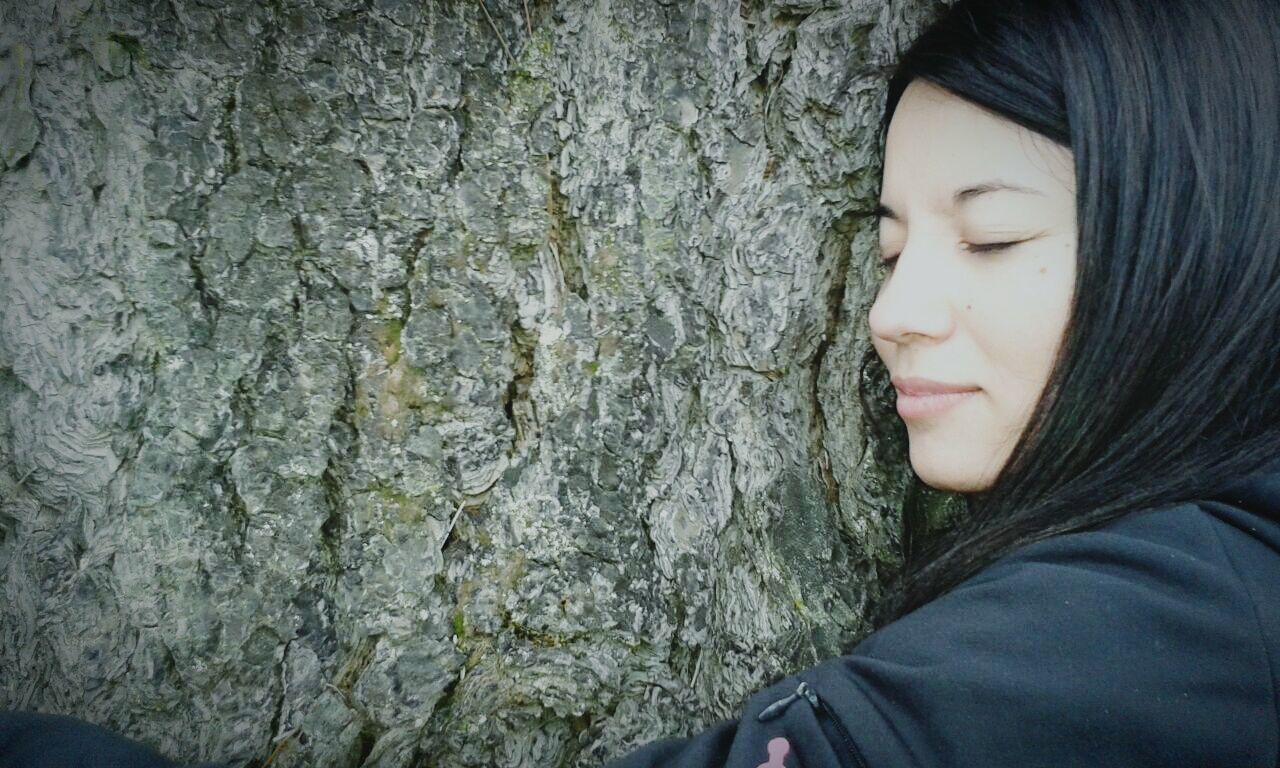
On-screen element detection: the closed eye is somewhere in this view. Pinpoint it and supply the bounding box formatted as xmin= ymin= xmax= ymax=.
xmin=879 ymin=240 xmax=1025 ymax=270
xmin=965 ymin=240 xmax=1025 ymax=253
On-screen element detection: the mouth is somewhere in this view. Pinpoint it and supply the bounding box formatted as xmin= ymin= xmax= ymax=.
xmin=890 ymin=375 xmax=982 ymax=396
xmin=894 ymin=389 xmax=980 ymax=420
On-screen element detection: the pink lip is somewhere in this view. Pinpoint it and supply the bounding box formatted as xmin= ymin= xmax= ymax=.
xmin=895 ymin=389 xmax=980 ymax=420
xmin=891 ymin=376 xmax=981 ymax=420
xmin=891 ymin=376 xmax=981 ymax=395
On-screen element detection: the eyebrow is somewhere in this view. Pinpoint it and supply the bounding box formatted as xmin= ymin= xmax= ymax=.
xmin=873 ymin=180 xmax=1044 ymax=222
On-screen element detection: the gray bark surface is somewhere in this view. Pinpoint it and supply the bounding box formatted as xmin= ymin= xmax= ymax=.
xmin=0 ymin=0 xmax=962 ymax=765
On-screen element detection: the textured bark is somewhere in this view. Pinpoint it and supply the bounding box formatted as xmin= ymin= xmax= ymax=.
xmin=0 ymin=0 xmax=964 ymax=766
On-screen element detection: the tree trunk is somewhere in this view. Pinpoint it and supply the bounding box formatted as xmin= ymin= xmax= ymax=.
xmin=0 ymin=1 xmax=960 ymax=766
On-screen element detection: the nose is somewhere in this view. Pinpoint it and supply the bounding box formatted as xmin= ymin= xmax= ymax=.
xmin=867 ymin=243 xmax=957 ymax=346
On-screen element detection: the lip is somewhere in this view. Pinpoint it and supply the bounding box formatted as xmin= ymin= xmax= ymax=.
xmin=891 ymin=376 xmax=981 ymax=395
xmin=891 ymin=376 xmax=981 ymax=420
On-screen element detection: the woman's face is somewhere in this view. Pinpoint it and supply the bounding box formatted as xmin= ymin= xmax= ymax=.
xmin=869 ymin=79 xmax=1078 ymax=493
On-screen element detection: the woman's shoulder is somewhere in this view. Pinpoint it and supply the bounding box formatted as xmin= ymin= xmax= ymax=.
xmin=1105 ymin=477 xmax=1280 ymax=564
xmin=985 ymin=476 xmax=1280 ymax=615
xmin=921 ymin=493 xmax=1279 ymax=635
xmin=976 ymin=490 xmax=1280 ymax=674
xmin=785 ymin=493 xmax=1280 ymax=767
xmin=1087 ymin=472 xmax=1280 ymax=672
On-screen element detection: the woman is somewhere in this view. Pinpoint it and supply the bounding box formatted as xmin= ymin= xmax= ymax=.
xmin=5 ymin=0 xmax=1278 ymax=765
xmin=601 ymin=0 xmax=1280 ymax=765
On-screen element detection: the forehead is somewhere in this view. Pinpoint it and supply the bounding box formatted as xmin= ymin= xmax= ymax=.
xmin=882 ymin=80 xmax=1074 ymax=212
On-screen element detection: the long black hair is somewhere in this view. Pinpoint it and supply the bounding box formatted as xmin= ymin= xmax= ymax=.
xmin=867 ymin=0 xmax=1280 ymax=630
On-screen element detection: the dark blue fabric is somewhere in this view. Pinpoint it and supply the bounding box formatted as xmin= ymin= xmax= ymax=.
xmin=604 ymin=468 xmax=1280 ymax=768
xmin=0 ymin=711 xmax=229 ymax=768
xmin=3 ymin=467 xmax=1278 ymax=767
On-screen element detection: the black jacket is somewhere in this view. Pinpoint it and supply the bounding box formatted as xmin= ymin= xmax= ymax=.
xmin=4 ymin=466 xmax=1279 ymax=767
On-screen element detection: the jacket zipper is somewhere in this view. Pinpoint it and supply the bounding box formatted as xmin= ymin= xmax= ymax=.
xmin=756 ymin=680 xmax=870 ymax=768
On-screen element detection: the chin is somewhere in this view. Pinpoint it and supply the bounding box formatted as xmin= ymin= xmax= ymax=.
xmin=918 ymin=474 xmax=988 ymax=493
xmin=908 ymin=449 xmax=994 ymax=493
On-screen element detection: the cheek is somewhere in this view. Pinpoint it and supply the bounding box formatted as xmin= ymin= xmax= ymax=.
xmin=986 ymin=302 xmax=1064 ymax=378
xmin=972 ymin=254 xmax=1074 ymax=405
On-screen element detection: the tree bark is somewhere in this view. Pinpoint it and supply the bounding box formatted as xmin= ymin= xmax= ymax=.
xmin=0 ymin=1 xmax=961 ymax=766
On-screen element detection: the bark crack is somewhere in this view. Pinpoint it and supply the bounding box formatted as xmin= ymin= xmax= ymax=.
xmin=318 ymin=259 xmax=360 ymax=585
xmin=220 ymin=88 xmax=241 ymax=180
xmin=809 ymin=212 xmax=856 ymax=510
xmin=401 ymin=226 xmax=432 ymax=330
xmin=502 ymin=318 xmax=537 ymax=461
xmin=546 ymin=158 xmax=587 ymax=302
xmin=267 ymin=637 xmax=293 ymax=743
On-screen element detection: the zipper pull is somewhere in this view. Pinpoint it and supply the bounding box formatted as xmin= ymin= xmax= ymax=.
xmin=796 ymin=680 xmax=820 ymax=709
xmin=757 ymin=680 xmax=819 ymax=722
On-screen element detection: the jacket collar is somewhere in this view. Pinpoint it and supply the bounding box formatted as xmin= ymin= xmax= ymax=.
xmin=1208 ymin=457 xmax=1280 ymax=514
xmin=1200 ymin=457 xmax=1280 ymax=549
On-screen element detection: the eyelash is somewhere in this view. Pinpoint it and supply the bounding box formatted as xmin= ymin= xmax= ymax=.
xmin=879 ymin=240 xmax=1021 ymax=270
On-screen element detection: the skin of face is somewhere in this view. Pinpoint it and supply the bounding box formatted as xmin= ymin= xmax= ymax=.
xmin=869 ymin=79 xmax=1078 ymax=493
